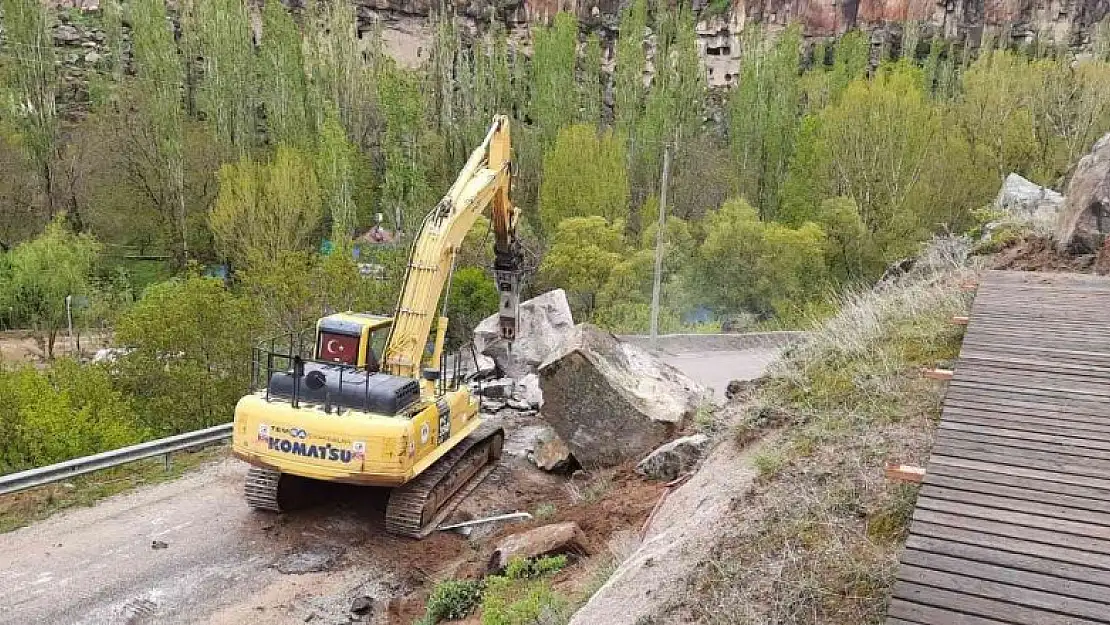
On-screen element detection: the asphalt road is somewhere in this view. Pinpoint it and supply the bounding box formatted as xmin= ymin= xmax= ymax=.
xmin=0 ymin=348 xmax=780 ymax=625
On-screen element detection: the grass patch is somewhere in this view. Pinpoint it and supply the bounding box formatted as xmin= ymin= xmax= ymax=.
xmin=419 ymin=555 xmax=571 ymax=625
xmin=685 ymin=269 xmax=971 ymax=624
xmin=0 ymin=445 xmax=227 ymax=533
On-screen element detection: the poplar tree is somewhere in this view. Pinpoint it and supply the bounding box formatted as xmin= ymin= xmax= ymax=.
xmin=530 ymin=12 xmax=579 ymax=146
xmin=259 ymin=0 xmax=312 ymax=148
xmin=729 ymin=24 xmax=803 ymax=219
xmin=192 ymin=0 xmax=257 ymax=150
xmin=130 ymin=0 xmax=189 ymax=262
xmin=1 ymin=0 xmax=67 ymax=227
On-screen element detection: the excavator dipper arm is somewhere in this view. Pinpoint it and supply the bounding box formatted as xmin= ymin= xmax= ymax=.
xmin=382 ymin=115 xmax=522 ymax=379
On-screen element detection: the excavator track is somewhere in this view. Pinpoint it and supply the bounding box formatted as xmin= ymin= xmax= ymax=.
xmin=244 ymin=466 xmax=317 ymax=513
xmin=244 ymin=466 xmax=282 ymax=512
xmin=385 ymin=422 xmax=505 ymax=538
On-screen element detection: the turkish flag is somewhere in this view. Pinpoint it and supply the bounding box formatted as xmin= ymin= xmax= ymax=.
xmin=318 ymin=332 xmax=360 ymax=365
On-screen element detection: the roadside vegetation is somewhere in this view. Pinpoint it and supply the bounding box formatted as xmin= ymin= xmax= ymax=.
xmin=419 ymin=555 xmax=585 ymax=625
xmin=0 ymin=0 xmax=1108 ymax=484
xmin=683 ymin=264 xmax=972 ymax=624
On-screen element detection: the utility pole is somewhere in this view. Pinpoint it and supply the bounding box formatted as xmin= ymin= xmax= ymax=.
xmin=650 ymin=143 xmax=671 ymax=341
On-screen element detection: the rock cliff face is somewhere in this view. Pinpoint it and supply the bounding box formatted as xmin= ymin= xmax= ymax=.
xmin=32 ymin=0 xmax=1110 ymax=106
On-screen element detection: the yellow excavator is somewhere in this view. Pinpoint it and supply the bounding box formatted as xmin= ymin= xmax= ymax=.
xmin=231 ymin=116 xmax=523 ymax=537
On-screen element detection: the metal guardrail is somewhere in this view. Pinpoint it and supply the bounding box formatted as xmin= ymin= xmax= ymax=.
xmin=0 ymin=423 xmax=233 ymax=496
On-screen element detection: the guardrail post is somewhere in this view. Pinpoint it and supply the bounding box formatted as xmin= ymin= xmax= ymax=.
xmin=163 ymin=452 xmax=172 ymax=472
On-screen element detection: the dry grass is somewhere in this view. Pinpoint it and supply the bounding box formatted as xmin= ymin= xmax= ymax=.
xmin=678 ymin=266 xmax=973 ymax=624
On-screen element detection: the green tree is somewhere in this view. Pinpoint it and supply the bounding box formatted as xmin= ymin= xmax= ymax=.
xmin=695 ymin=199 xmax=826 ymax=319
xmin=579 ymin=34 xmax=603 ymax=125
xmin=1028 ymin=58 xmax=1110 ymax=185
xmin=305 ymin=0 xmax=376 ymax=147
xmin=781 ymin=63 xmax=967 ymax=263
xmin=315 ymin=106 xmax=362 ymax=244
xmin=238 ymin=250 xmax=383 ymax=335
xmin=729 ymin=24 xmax=803 ymax=219
xmin=115 ymin=275 xmax=255 ymax=434
xmin=530 ymin=12 xmax=579 ymax=145
xmin=445 ymin=266 xmax=499 ymax=348
xmin=0 ymin=0 xmax=75 ymax=230
xmin=613 ymin=0 xmax=648 ymax=137
xmin=209 ymin=146 xmax=324 ymax=267
xmin=191 ymin=0 xmax=257 ymax=150
xmin=539 ymin=125 xmax=629 ymax=238
xmin=259 ymin=0 xmax=312 ymax=148
xmin=955 ymin=50 xmax=1037 ymax=178
xmin=130 ymin=0 xmax=190 ymax=263
xmin=375 ymin=60 xmax=436 ymax=234
xmin=0 ymin=218 xmax=100 ymax=358
xmin=539 ymin=216 xmax=627 ymax=318
xmin=814 ymin=196 xmax=871 ymax=284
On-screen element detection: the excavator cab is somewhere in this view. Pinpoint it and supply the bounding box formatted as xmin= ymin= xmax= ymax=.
xmin=314 ymin=313 xmax=391 ymax=371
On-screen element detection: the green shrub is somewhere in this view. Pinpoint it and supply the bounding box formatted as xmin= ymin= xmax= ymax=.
xmin=481 ymin=558 xmax=569 ymax=625
xmin=0 ymin=360 xmax=146 ymax=473
xmin=421 ymin=578 xmax=484 ymax=624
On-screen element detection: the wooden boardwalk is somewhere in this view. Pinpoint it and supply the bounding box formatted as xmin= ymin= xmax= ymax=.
xmin=888 ymin=270 xmax=1110 ymax=625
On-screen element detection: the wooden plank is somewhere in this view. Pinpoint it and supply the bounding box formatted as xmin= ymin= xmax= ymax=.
xmin=887 ymin=599 xmax=1012 ymax=625
xmin=887 ymin=464 xmax=926 ymax=483
xmin=948 ymin=375 xmax=1110 ymax=400
xmin=905 ymin=534 xmax=1110 ymax=584
xmin=929 ymin=443 xmax=1110 ymax=481
xmin=934 ymin=429 xmax=1110 ymax=463
xmin=915 ymin=497 xmax=1110 ymax=539
xmin=941 ymin=411 xmax=1110 ymax=442
xmin=910 ymin=521 xmax=1110 ymax=572
xmin=900 ymin=550 xmax=1110 ymax=606
xmin=929 ymin=454 xmax=1110 ymax=492
xmin=923 ymin=472 xmax=1110 ymax=513
xmin=919 ymin=485 xmax=1110 ymax=527
xmin=955 ymin=361 xmax=1110 ymax=385
xmin=943 ymin=398 xmax=1110 ymax=424
xmin=952 ymin=367 xmax=1110 ymax=393
xmin=892 ymin=580 xmax=1105 ymax=625
xmin=939 ymin=420 xmax=1110 ymax=453
xmin=897 ymin=565 xmax=1110 ymax=622
xmin=911 ymin=508 xmax=1110 ymax=554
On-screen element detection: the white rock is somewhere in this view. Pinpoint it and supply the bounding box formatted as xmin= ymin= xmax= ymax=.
xmin=994 ymin=173 xmax=1064 ymax=235
xmin=513 ymin=373 xmax=543 ymax=408
xmin=473 ymin=289 xmax=574 ymax=379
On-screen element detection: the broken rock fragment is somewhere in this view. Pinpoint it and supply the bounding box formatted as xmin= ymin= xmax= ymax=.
xmin=487 ymin=521 xmax=589 ymax=573
xmin=538 ymin=324 xmax=711 ymax=467
xmin=527 ymin=427 xmax=574 ymax=472
xmin=636 ymin=434 xmax=710 ymax=482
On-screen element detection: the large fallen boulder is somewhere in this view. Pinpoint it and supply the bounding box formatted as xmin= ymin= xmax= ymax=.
xmin=636 ymin=434 xmax=710 ymax=481
xmin=538 ymin=324 xmax=712 ymax=467
xmin=994 ymin=173 xmax=1064 ymax=234
xmin=474 ymin=289 xmax=574 ymax=379
xmin=1057 ymin=132 xmax=1110 ymax=252
xmin=487 ymin=522 xmax=589 ymax=573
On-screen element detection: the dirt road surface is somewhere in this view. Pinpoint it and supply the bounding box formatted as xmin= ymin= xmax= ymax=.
xmin=0 ymin=348 xmax=780 ymax=625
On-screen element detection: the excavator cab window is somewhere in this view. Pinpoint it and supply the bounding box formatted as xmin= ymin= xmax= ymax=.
xmin=317 ymin=331 xmax=360 ymax=366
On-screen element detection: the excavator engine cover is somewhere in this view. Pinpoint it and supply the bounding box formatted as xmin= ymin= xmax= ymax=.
xmin=267 ymin=362 xmax=420 ymax=415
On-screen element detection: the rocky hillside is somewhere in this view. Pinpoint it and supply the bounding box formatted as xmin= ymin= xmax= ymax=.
xmin=32 ymin=0 xmax=1110 ymax=102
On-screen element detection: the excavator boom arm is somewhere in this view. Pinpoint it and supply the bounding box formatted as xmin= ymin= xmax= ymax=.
xmin=382 ymin=115 xmax=522 ymax=378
